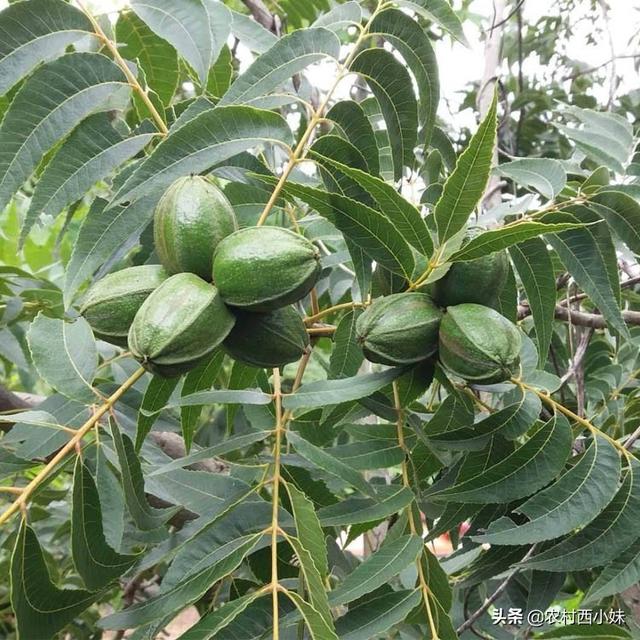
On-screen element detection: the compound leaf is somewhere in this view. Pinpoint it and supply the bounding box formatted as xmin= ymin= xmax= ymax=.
xmin=0 ymin=52 xmax=128 ymax=218
xmin=476 ymin=438 xmax=621 ymax=545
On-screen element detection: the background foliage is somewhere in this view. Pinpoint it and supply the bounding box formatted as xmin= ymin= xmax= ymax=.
xmin=1 ymin=0 xmax=640 ymax=638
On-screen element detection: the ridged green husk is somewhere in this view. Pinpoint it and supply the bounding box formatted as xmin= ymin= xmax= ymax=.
xmin=438 ymin=303 xmax=522 ymax=384
xmin=154 ymin=176 xmax=237 ymax=280
xmin=433 ymin=250 xmax=509 ymax=309
xmin=128 ymin=273 xmax=235 ymax=377
xmin=223 ymin=306 xmax=309 ymax=368
xmin=80 ymin=265 xmax=168 ymax=346
xmin=213 ymin=227 xmax=321 ymax=312
xmin=356 ymin=293 xmax=442 ymax=366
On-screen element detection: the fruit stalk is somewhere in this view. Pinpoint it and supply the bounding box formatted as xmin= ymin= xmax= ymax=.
xmin=0 ymin=366 xmax=146 ymax=527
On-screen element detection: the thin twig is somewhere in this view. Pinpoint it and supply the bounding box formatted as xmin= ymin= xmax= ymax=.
xmin=456 ymin=545 xmax=537 ymax=635
xmin=624 ymin=424 xmax=640 ymax=451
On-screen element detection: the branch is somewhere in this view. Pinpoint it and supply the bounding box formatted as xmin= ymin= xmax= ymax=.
xmin=0 ymin=367 xmax=146 ymax=526
xmin=240 ymin=0 xmax=281 ymax=34
xmin=562 ymin=54 xmax=640 ymax=81
xmin=518 ymin=303 xmax=640 ymax=328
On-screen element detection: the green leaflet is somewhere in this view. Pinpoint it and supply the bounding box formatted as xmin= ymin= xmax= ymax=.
xmin=509 ymin=238 xmax=556 ymax=367
xmin=287 ymin=431 xmax=376 ymax=498
xmin=177 ymin=590 xmax=265 ymax=639
xmin=136 ymin=375 xmax=180 ymax=451
xmin=311 ymin=152 xmax=433 ymax=256
xmin=5 ymin=396 xmax=89 ymax=460
xmin=546 ymin=208 xmax=628 ymax=338
xmin=11 ymin=522 xmax=98 ymax=639
xmin=350 ymin=48 xmax=418 ymax=181
xmin=225 ymin=361 xmax=260 ymax=435
xmin=100 ymin=533 xmax=262 ymax=629
xmin=287 ymin=535 xmax=334 ymax=628
xmin=557 ymin=105 xmax=634 ymax=173
xmin=370 ymin=9 xmax=439 ymax=144
xmin=329 ymin=534 xmax=423 ymax=606
xmin=144 ymin=469 xmax=250 ymax=518
xmin=111 ymin=105 xmax=294 ymax=206
xmin=475 ymin=438 xmax=621 ymax=545
xmin=149 ymin=431 xmax=271 ymax=476
xmin=207 ymin=45 xmax=233 ymax=99
xmin=496 ymin=158 xmax=567 ymax=199
xmin=584 ymin=538 xmax=640 ymax=602
xmin=524 ymin=460 xmax=640 ymax=572
xmin=428 ymin=388 xmax=541 ymax=448
xmin=71 ymin=460 xmax=138 ymax=591
xmin=448 ymin=221 xmax=584 ymax=262
xmin=282 ymin=367 xmax=405 ymax=410
xmin=312 ymin=136 xmax=376 ymax=203
xmin=27 ymin=314 xmax=98 ymax=404
xmin=172 ymin=389 xmax=272 ymax=407
xmin=131 ymin=0 xmax=231 ymax=86
xmin=220 ymin=28 xmax=340 ymax=107
xmin=317 ymin=486 xmax=414 ymax=526
xmin=229 ymin=10 xmax=277 ymax=54
xmin=268 ymin=177 xmax=416 ymax=279
xmin=590 ymin=190 xmax=640 ymax=255
xmin=24 ymin=114 xmax=155 ymax=239
xmin=181 ymin=351 xmax=225 ymax=450
xmin=434 ymin=91 xmax=497 ymax=244
xmin=116 ymin=10 xmax=179 ymax=105
xmin=395 ymin=0 xmax=468 ymax=45
xmin=110 ymin=419 xmax=179 ymax=531
xmin=430 ymin=414 xmax=572 ymax=503
xmin=326 ymin=100 xmax=380 ymax=175
xmin=334 ymin=589 xmax=421 ymax=640
xmin=419 ymin=549 xmax=456 ymax=637
xmin=0 ymin=448 xmax=34 ymax=479
xmin=425 ymin=437 xmax=513 ymax=540
xmin=0 ymin=0 xmax=93 ymax=94
xmin=314 ymin=2 xmax=362 ymax=33
xmin=0 ymin=52 xmax=128 ymax=216
xmin=328 ymin=440 xmax=404 ymax=470
xmin=95 ymin=445 xmax=127 ymax=552
xmin=424 ymin=392 xmax=474 ymax=437
xmin=286 ymin=590 xmax=339 ymax=640
xmin=160 ymin=501 xmax=277 ymax=591
xmin=329 ymin=309 xmax=365 ymax=380
xmin=285 ymin=482 xmax=328 ymax=578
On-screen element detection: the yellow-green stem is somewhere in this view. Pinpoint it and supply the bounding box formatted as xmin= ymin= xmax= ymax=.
xmin=392 ymin=382 xmax=440 ymax=639
xmin=304 ymin=301 xmax=365 ymax=324
xmin=255 ymin=2 xmax=384 ymax=227
xmin=0 ymin=367 xmax=146 ymax=527
xmin=514 ymin=379 xmax=632 ymax=461
xmin=270 ymin=367 xmax=284 ymax=640
xmin=76 ymin=0 xmax=169 ymax=136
